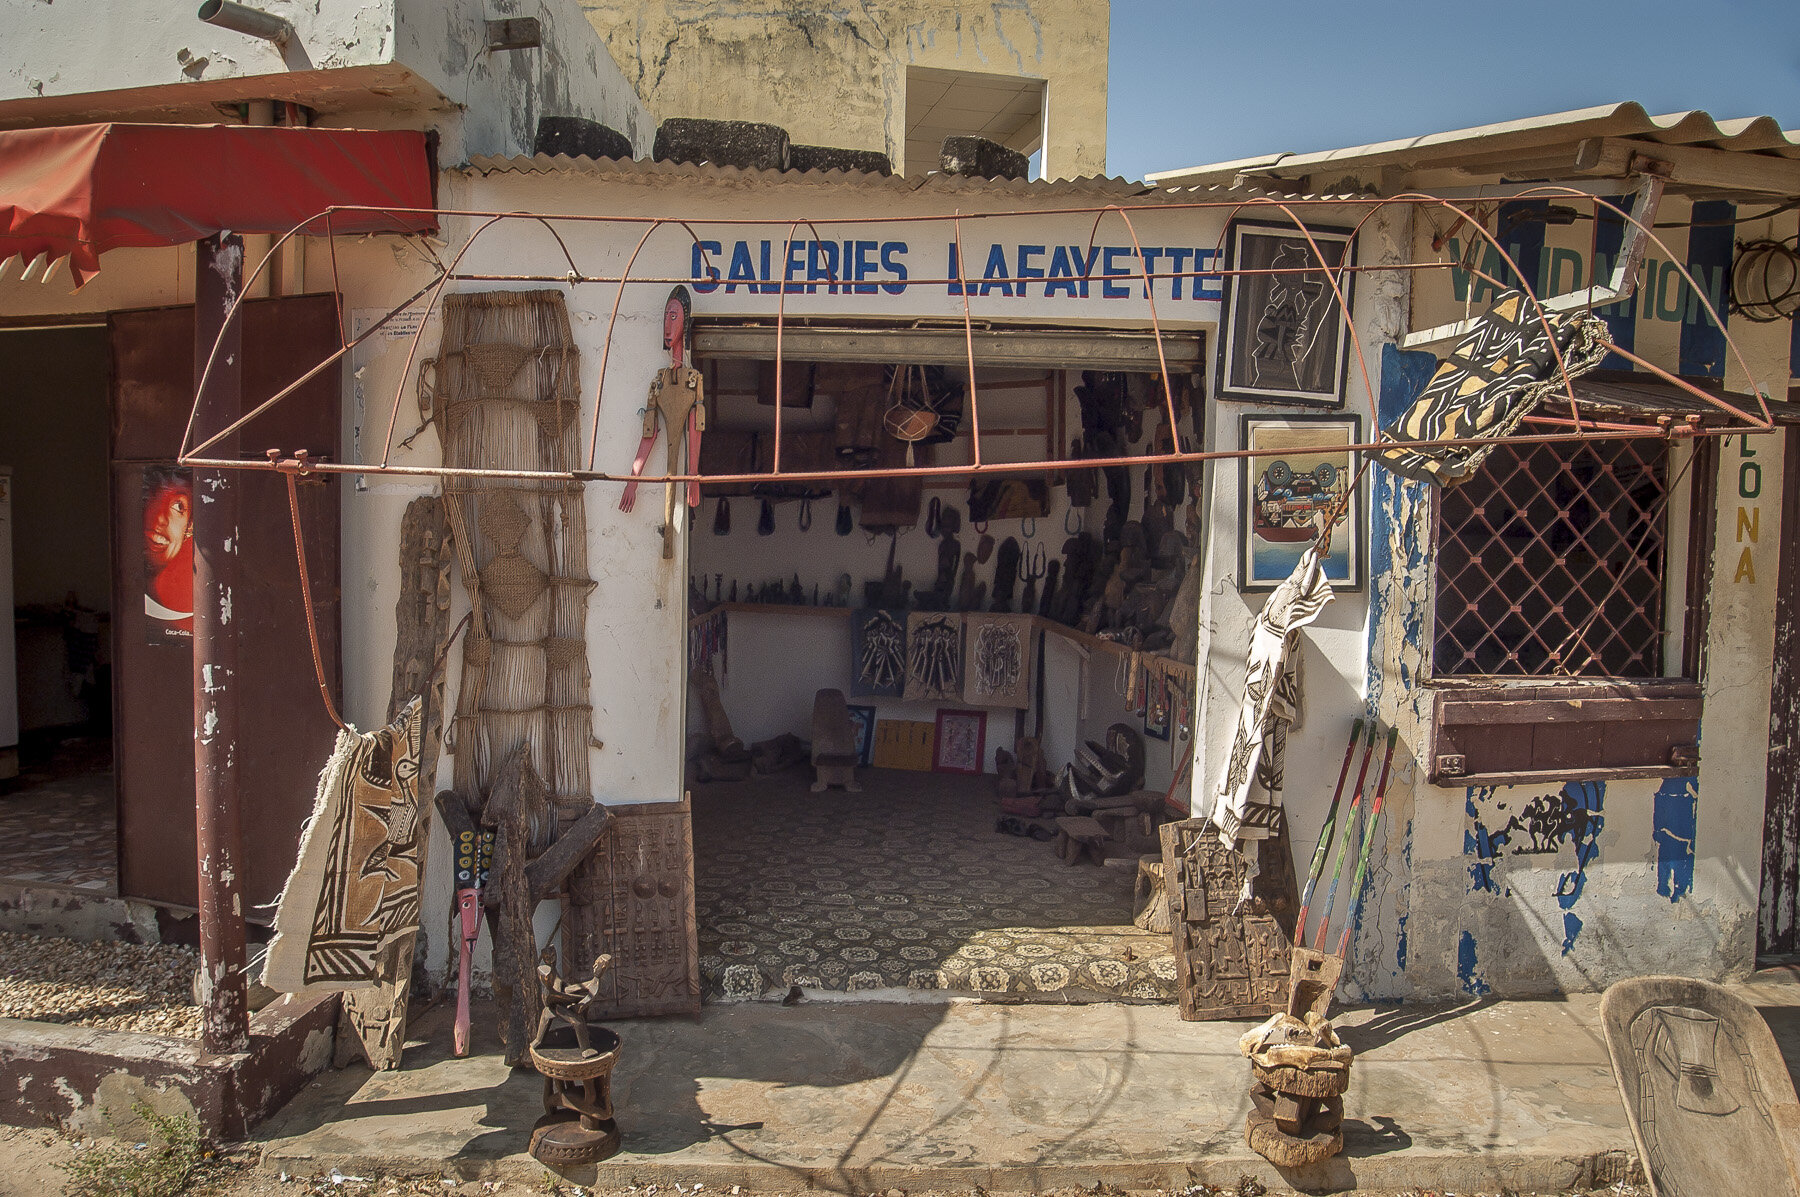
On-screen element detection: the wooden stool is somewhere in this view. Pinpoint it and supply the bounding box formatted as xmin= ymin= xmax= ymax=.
xmin=1133 ymin=854 xmax=1170 ymax=932
xmin=1054 ymin=816 xmax=1110 ymax=866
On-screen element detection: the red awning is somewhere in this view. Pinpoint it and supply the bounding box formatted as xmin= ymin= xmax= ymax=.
xmin=0 ymin=123 xmax=438 ymax=285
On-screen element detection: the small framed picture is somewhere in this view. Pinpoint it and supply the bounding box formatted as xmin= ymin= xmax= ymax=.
xmin=932 ymin=708 xmax=987 ymax=775
xmin=1218 ymin=220 xmax=1357 ymax=407
xmin=847 ymin=705 xmax=877 ymax=767
xmin=1240 ymin=414 xmax=1365 ymax=592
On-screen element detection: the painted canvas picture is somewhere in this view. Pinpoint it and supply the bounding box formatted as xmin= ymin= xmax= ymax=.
xmin=847 ymin=704 xmax=877 ymax=767
xmin=1219 ymin=221 xmax=1356 ymax=407
xmin=1240 ymin=414 xmax=1364 ymax=592
xmin=932 ymin=708 xmax=987 ymax=775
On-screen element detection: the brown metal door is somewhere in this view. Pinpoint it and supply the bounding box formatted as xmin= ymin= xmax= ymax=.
xmin=1761 ymin=429 xmax=1800 ymax=957
xmin=109 ymin=294 xmax=342 ymax=912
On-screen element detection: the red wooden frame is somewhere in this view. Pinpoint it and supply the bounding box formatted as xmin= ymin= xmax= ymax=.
xmin=932 ymin=708 xmax=987 ymax=775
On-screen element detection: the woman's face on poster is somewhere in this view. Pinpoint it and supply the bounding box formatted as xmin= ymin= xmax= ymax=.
xmin=144 ymin=482 xmax=192 ymax=568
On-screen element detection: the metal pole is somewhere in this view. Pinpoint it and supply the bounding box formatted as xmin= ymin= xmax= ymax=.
xmin=193 ymin=232 xmax=251 ymax=1054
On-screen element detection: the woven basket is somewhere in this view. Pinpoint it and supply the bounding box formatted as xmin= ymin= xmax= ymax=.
xmin=462 ymin=343 xmax=534 ymax=394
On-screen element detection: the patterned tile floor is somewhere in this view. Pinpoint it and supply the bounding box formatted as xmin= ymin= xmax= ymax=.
xmin=0 ymin=736 xmax=117 ymax=893
xmin=692 ymin=767 xmax=1176 ymax=1004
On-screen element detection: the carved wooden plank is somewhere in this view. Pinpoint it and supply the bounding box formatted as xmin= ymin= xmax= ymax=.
xmin=562 ymin=798 xmax=700 ymax=1020
xmin=1161 ymin=816 xmax=1300 ymax=1021
xmin=340 ymin=494 xmax=454 ymax=1070
xmin=485 ymin=747 xmax=552 ymax=1067
xmin=527 ymin=803 xmax=614 ymax=903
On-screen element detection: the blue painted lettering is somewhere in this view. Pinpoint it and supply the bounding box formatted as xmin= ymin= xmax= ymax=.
xmin=1101 ymin=246 xmax=1132 ymax=299
xmin=1165 ymin=247 xmax=1192 ymax=299
xmin=691 ymin=240 xmax=722 ymax=293
xmin=1044 ymin=245 xmax=1079 ymax=298
xmin=879 ymin=242 xmax=907 ymax=295
xmin=979 ymin=243 xmax=1016 ymax=297
xmin=1016 ymin=244 xmax=1045 ymax=297
xmin=725 ymin=240 xmax=757 ymax=293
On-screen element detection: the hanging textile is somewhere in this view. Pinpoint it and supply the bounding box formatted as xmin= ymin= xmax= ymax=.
xmin=426 ymin=291 xmax=596 ymax=814
xmin=264 ymin=698 xmax=425 ymax=993
xmin=851 ymin=608 xmax=907 ymax=698
xmin=962 ymin=613 xmax=1035 ymax=708
xmin=903 ymin=612 xmax=964 ymax=702
xmin=1374 ymin=289 xmax=1610 ymax=487
xmin=1206 ymin=547 xmax=1334 ymax=852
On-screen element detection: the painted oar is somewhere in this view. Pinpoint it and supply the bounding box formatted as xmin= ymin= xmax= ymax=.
xmin=1310 ymin=720 xmax=1379 ymax=953
xmin=1337 ymin=726 xmax=1401 ymax=961
xmin=1296 ymin=717 xmax=1364 ymax=943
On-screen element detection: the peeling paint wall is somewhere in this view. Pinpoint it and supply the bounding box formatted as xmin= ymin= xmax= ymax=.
xmin=1362 ymin=200 xmax=1797 ymax=1000
xmin=579 ymin=0 xmax=1108 ymax=178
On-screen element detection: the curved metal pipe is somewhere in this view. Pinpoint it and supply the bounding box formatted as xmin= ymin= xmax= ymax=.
xmin=197 ymin=0 xmax=293 ymax=47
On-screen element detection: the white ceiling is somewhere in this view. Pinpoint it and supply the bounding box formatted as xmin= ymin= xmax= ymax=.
xmin=904 ymin=66 xmax=1045 ymax=176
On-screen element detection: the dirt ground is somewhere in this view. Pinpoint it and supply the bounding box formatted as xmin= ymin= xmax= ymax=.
xmin=0 ymin=1125 xmax=1647 ymax=1197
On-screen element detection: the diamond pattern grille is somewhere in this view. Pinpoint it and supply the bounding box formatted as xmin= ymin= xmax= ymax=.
xmin=1434 ymin=439 xmax=1668 ymax=678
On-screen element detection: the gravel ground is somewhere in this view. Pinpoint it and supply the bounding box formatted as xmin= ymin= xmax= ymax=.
xmin=0 ymin=930 xmax=201 ymax=1037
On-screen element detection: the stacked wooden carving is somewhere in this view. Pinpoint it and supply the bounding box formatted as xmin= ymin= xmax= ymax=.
xmin=1238 ymin=1011 xmax=1353 ymax=1166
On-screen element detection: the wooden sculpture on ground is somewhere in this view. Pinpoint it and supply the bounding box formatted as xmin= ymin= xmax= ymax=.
xmin=528 ymin=952 xmax=623 ymax=1167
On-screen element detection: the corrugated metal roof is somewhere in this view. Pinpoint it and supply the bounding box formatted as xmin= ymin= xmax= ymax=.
xmin=464 ymin=152 xmax=1159 ymax=198
xmin=1147 ymin=102 xmax=1800 ymax=187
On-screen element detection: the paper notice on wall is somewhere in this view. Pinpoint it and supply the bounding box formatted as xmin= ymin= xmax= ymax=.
xmin=350 ymin=306 xmax=438 ymax=492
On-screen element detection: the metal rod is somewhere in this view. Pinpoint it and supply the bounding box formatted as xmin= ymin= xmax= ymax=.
xmin=192 ymin=233 xmax=251 ymax=1055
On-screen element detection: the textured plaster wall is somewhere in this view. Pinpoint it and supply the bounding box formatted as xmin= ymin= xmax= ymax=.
xmin=579 ymin=0 xmax=1108 ymax=178
xmin=0 ymin=0 xmax=651 ymax=163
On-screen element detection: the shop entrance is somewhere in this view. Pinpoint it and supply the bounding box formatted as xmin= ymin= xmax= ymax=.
xmin=681 ymin=340 xmax=1205 ymax=1003
xmin=0 ymin=325 xmax=117 ymax=892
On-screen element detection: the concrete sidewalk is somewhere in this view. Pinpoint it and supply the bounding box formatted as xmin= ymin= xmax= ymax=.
xmin=254 ymin=969 xmax=1800 ymax=1194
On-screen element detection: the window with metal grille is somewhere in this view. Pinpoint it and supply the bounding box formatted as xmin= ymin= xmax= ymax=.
xmin=1433 ymin=437 xmax=1670 ymax=678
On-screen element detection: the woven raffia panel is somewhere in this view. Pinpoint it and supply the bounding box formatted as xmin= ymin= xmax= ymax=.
xmin=436 ymin=291 xmax=595 ymax=813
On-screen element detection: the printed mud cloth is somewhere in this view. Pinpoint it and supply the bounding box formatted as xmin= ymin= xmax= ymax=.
xmin=1205 ymin=547 xmax=1333 ymax=853
xmin=1375 ymin=289 xmax=1610 ymax=487
xmin=265 ymin=699 xmax=425 ymax=993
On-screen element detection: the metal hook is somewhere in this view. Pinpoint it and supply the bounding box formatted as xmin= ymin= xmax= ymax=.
xmin=1065 ymin=506 xmax=1084 ymax=535
xmin=1021 ymin=515 xmax=1037 ymax=539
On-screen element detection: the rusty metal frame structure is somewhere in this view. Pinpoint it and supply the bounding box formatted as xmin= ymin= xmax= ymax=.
xmin=177 ymin=188 xmax=1781 ymax=484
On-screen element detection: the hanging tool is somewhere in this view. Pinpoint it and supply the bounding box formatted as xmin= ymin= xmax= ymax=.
xmin=1336 ymin=727 xmax=1400 ymax=960
xmin=1286 ymin=718 xmax=1365 ymax=1018
xmin=619 ymin=286 xmax=705 ymax=560
xmin=1019 ymin=542 xmax=1047 ymax=615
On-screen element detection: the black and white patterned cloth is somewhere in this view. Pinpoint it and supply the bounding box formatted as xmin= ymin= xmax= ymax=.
xmin=1376 ymin=290 xmax=1610 ymax=487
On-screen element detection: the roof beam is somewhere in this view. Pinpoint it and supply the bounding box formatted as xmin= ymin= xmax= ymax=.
xmin=1574 ymin=137 xmax=1800 ymax=195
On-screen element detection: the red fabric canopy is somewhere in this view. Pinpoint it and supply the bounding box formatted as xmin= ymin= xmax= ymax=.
xmin=0 ymin=123 xmax=438 ymax=285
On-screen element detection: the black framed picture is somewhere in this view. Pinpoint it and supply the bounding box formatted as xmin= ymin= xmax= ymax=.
xmin=1239 ymin=413 xmax=1365 ymax=593
xmin=1217 ymin=220 xmax=1357 ymax=407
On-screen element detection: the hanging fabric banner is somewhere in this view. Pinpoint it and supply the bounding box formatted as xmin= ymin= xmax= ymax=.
xmin=1375 ymin=289 xmax=1609 ymax=487
xmin=904 ymin=612 xmax=964 ymax=702
xmin=851 ymin=608 xmax=908 ymax=698
xmin=961 ymin=613 xmax=1035 ymax=708
xmin=265 ymin=698 xmax=425 ymax=994
xmin=1206 ymin=547 xmax=1334 ymax=852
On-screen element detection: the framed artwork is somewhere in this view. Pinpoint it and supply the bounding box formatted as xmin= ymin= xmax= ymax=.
xmin=1240 ymin=414 xmax=1365 ymax=593
xmin=1217 ymin=220 xmax=1357 ymax=407
xmin=872 ymin=719 xmax=935 ymax=771
xmin=850 ymin=609 xmax=907 ymax=697
xmin=932 ymin=708 xmax=987 ymax=775
xmin=847 ymin=705 xmax=877 ymax=767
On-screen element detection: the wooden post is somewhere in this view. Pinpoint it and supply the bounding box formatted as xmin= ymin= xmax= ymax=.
xmin=193 ymin=232 xmax=251 ymax=1055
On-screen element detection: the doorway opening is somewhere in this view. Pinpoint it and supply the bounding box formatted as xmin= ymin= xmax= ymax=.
xmin=683 ymin=347 xmax=1204 ymax=1003
xmin=0 ymin=325 xmax=118 ymax=893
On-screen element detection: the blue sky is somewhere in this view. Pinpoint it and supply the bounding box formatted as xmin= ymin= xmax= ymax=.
xmin=1107 ymin=0 xmax=1800 ymax=181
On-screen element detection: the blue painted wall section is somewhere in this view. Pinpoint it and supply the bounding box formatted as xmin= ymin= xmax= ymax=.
xmin=1395 ymin=817 xmax=1412 ymax=973
xmin=1465 ymin=780 xmax=1606 ymax=953
xmin=1680 ymin=201 xmax=1734 ymax=378
xmin=1553 ymin=781 xmax=1605 ymax=954
xmin=1457 ymin=929 xmax=1490 ymax=996
xmin=1368 ymin=345 xmax=1439 ymax=705
xmin=1652 ymin=775 xmax=1700 ymax=902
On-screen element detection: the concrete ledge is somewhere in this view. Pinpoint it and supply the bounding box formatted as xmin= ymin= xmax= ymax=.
xmin=0 ymin=991 xmax=338 ymax=1140
xmin=0 ymin=881 xmax=161 ymax=944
